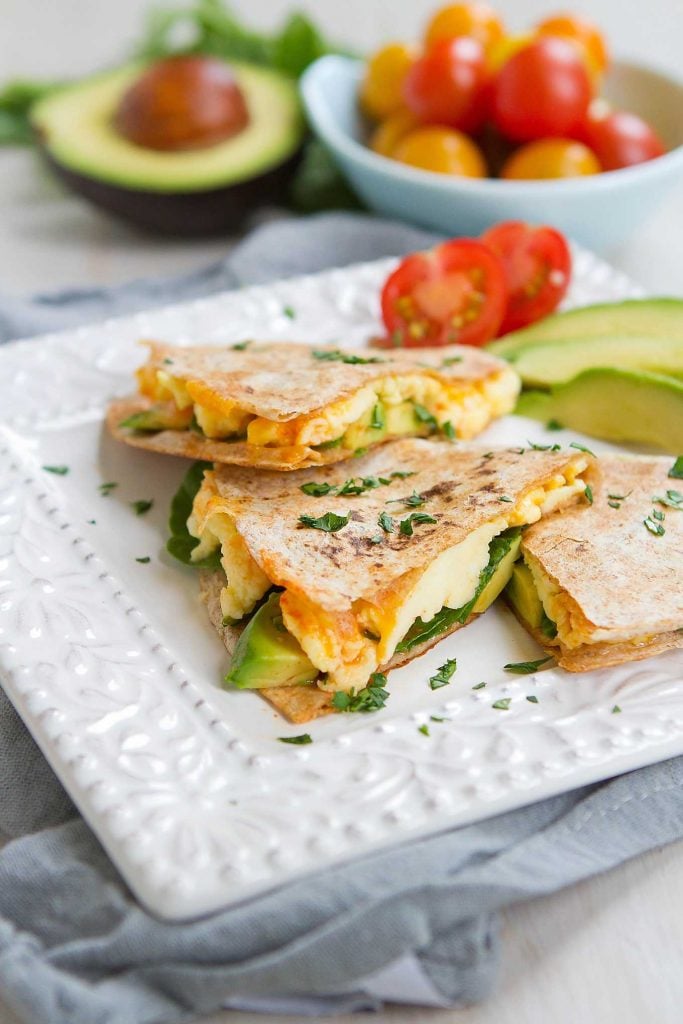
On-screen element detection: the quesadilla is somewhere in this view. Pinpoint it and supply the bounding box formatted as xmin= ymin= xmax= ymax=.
xmin=108 ymin=340 xmax=519 ymax=470
xmin=506 ymin=454 xmax=683 ymax=671
xmin=169 ymin=439 xmax=595 ymax=722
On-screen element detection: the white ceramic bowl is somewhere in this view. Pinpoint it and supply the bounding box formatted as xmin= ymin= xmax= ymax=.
xmin=301 ymin=55 xmax=683 ymax=252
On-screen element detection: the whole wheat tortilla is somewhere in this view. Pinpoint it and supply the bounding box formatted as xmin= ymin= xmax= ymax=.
xmin=520 ymin=454 xmax=683 ymax=647
xmin=107 ymin=340 xmax=518 ymax=469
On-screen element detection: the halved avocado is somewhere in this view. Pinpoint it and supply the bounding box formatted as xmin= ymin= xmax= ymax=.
xmin=509 ymin=335 xmax=683 ymax=389
xmin=31 ymin=61 xmax=305 ymax=236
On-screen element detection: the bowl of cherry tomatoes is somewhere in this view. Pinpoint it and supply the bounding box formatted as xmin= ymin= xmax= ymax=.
xmin=300 ymin=4 xmax=683 ymax=251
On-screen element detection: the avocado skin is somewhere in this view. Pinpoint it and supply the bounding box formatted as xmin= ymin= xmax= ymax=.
xmin=40 ymin=147 xmax=301 ymax=236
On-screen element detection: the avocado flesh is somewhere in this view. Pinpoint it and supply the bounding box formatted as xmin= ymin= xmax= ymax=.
xmin=516 ymin=367 xmax=683 ymax=451
xmin=487 ymin=298 xmax=683 ymax=359
xmin=471 ymin=533 xmax=521 ymax=613
xmin=226 ymin=593 xmax=317 ymax=690
xmin=32 ymin=61 xmax=304 ymax=193
xmin=509 ymin=335 xmax=683 ymax=389
xmin=505 ymin=562 xmax=558 ymax=640
xmin=337 ymin=400 xmax=431 ymax=452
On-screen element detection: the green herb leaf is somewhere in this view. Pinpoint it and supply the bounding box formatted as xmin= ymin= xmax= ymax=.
xmin=526 ymin=440 xmax=561 ymax=452
xmin=378 ymin=511 xmax=395 ymax=533
xmin=371 ymin=403 xmax=385 ymax=430
xmin=526 ymin=695 xmax=539 ymax=704
xmin=300 ymin=481 xmax=335 ymax=497
xmin=331 ymin=673 xmax=389 ymax=713
xmin=472 ymin=681 xmax=486 ymax=690
xmin=314 ymin=436 xmax=344 ymax=450
xmin=441 ymin=355 xmax=463 ymax=366
xmin=504 ymin=656 xmax=552 ymax=674
xmin=131 ymin=499 xmax=153 ymax=516
xmin=546 ymin=419 xmax=563 ymax=431
xmin=167 ymin=461 xmax=223 ymax=569
xmin=654 ymin=489 xmax=683 ymax=510
xmin=644 ymin=515 xmax=665 ymax=537
xmin=370 ymin=533 xmax=383 ymax=544
xmin=231 ymin=340 xmax=251 ymax=351
xmin=608 ymin=491 xmax=632 ymax=501
xmin=387 ymin=489 xmax=425 ymax=508
xmin=442 ymin=420 xmax=457 ymax=441
xmin=42 ymin=464 xmax=69 ymax=475
xmin=390 ymin=471 xmax=416 ymax=479
xmin=135 ymin=556 xmax=151 ymax=564
xmin=399 ymin=512 xmax=437 ymax=536
xmin=312 ymin=349 xmax=383 ymax=365
xmin=540 ymin=612 xmax=558 ymax=639
xmin=412 ymin=402 xmax=438 ymax=431
xmin=429 ymin=657 xmax=457 ymax=690
xmin=492 ymin=698 xmax=512 ymax=711
xmin=612 ymin=705 xmax=622 ymax=714
xmin=418 ymin=724 xmax=430 ymax=737
xmin=652 ymin=508 xmax=665 ymax=521
xmin=607 ymin=500 xmax=621 ymax=509
xmin=282 ymin=305 xmax=296 ymax=320
xmin=668 ymin=456 xmax=683 ymax=479
xmin=430 ymin=715 xmax=449 ymax=722
xmin=354 ymin=448 xmax=369 ymax=457
xmin=99 ymin=481 xmax=118 ymax=496
xmin=499 ymin=495 xmax=513 ymax=503
xmin=569 ymin=441 xmax=596 ymax=457
xmin=298 ymin=511 xmax=349 ymax=533
xmin=584 ymin=484 xmax=594 ymax=505
xmin=278 ymin=733 xmax=313 ymax=745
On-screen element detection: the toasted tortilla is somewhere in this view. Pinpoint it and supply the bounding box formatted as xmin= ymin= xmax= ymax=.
xmin=516 ymin=454 xmax=683 ymax=670
xmin=107 ymin=340 xmax=519 ymax=470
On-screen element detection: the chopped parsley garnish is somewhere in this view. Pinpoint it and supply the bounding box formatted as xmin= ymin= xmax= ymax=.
xmin=371 ymin=404 xmax=385 ymax=430
xmin=87 ymin=519 xmax=96 ymax=525
xmin=607 ymin=500 xmax=621 ymax=509
xmin=644 ymin=515 xmax=665 ymax=536
xmin=546 ymin=419 xmax=563 ymax=431
xmin=441 ymin=355 xmax=463 ymax=366
xmin=378 ymin=511 xmax=395 ymax=533
xmin=527 ymin=440 xmax=561 ymax=452
xmin=492 ymin=698 xmax=512 ymax=711
xmin=608 ymin=491 xmax=632 ymax=501
xmin=231 ymin=340 xmax=251 ymax=351
xmin=278 ymin=733 xmax=313 ymax=744
xmin=412 ymin=402 xmax=438 ymax=431
xmin=135 ymin=556 xmax=151 ymax=564
xmin=387 ymin=489 xmax=425 ymax=508
xmin=298 ymin=511 xmax=349 ymax=533
xmin=312 ymin=349 xmax=384 ymax=365
xmin=482 ymin=451 xmax=494 ymax=460
xmin=391 ymin=470 xmax=415 ymax=479
xmin=499 ymin=495 xmax=514 ymax=502
xmin=504 ymin=656 xmax=552 ymax=674
xmin=300 ymin=481 xmax=335 ymax=497
xmin=569 ymin=441 xmax=596 ymax=457
xmin=652 ymin=508 xmax=665 ymax=521
xmin=472 ymin=681 xmax=486 ymax=690
xmin=584 ymin=484 xmax=594 ymax=505
xmin=42 ymin=464 xmax=69 ymax=475
xmin=611 ymin=705 xmax=622 ymax=714
xmin=131 ymin=499 xmax=153 ymax=516
xmin=370 ymin=533 xmax=383 ymax=544
xmin=418 ymin=724 xmax=430 ymax=737
xmin=162 ymin=357 xmax=174 ymax=365
xmin=331 ymin=673 xmax=389 ymax=712
xmin=99 ymin=481 xmax=118 ymax=496
xmin=654 ymin=489 xmax=683 ymax=510
xmin=354 ymin=447 xmax=369 ymax=457
xmin=429 ymin=657 xmax=457 ymax=690
xmin=399 ymin=512 xmax=437 ymax=536
xmin=282 ymin=306 xmax=296 ymax=319
xmin=442 ymin=420 xmax=457 ymax=441
xmin=509 ymin=446 xmax=526 ymax=455
xmin=430 ymin=715 xmax=449 ymax=722
xmin=526 ymin=695 xmax=539 ymax=704
xmin=668 ymin=456 xmax=683 ymax=479
xmin=315 ymin=437 xmax=344 ymax=450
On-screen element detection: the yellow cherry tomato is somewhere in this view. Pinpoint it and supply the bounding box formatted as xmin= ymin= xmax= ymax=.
xmin=425 ymin=3 xmax=505 ymax=54
xmin=486 ymin=32 xmax=533 ymax=74
xmin=370 ymin=108 xmax=420 ymax=157
xmin=502 ymin=138 xmax=602 ymax=179
xmin=359 ymin=43 xmax=418 ymax=121
xmin=536 ymin=13 xmax=609 ymax=77
xmin=393 ymin=126 xmax=487 ymax=176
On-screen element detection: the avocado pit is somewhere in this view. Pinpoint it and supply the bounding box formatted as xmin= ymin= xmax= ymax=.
xmin=114 ymin=55 xmax=250 ymax=152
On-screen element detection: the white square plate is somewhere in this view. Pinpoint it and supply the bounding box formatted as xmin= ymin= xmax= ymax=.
xmin=2 ymin=247 xmax=682 ymax=921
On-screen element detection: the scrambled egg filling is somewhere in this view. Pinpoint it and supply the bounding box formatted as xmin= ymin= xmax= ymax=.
xmin=190 ymin=460 xmax=588 ymax=691
xmin=139 ymin=366 xmax=519 ymax=448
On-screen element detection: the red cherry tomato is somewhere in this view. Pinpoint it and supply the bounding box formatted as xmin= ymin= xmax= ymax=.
xmin=380 ymin=239 xmax=508 ymax=347
xmin=480 ymin=222 xmax=571 ymax=334
xmin=491 ymin=36 xmax=592 ymax=142
xmin=402 ymin=36 xmax=489 ymax=133
xmin=582 ymin=109 xmax=666 ymax=170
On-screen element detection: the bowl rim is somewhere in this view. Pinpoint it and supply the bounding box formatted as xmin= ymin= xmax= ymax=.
xmin=301 ymin=54 xmax=683 ymax=196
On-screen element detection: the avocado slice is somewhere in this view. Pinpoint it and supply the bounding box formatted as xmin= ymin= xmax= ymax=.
xmin=226 ymin=593 xmax=318 ymax=690
xmin=516 ymin=367 xmax=683 ymax=451
xmin=471 ymin=532 xmax=521 ymax=613
xmin=487 ymin=298 xmax=683 ymax=359
xmin=509 ymin=335 xmax=683 ymax=389
xmin=31 ymin=61 xmax=305 ymax=235
xmin=505 ymin=562 xmax=558 ymax=639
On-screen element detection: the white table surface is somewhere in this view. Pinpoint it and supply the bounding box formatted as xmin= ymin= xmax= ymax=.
xmin=2 ymin=1 xmax=683 ymax=1021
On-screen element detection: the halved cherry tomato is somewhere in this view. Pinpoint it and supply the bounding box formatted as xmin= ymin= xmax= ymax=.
xmin=425 ymin=3 xmax=505 ymax=54
xmin=481 ymin=222 xmax=571 ymax=334
xmin=491 ymin=36 xmax=592 ymax=142
xmin=536 ymin=13 xmax=609 ymax=77
xmin=360 ymin=43 xmax=418 ymax=122
xmin=380 ymin=239 xmax=508 ymax=347
xmin=393 ymin=126 xmax=487 ymax=176
xmin=581 ymin=109 xmax=666 ymax=170
xmin=402 ymin=36 xmax=489 ymax=133
xmin=502 ymin=138 xmax=601 ymax=179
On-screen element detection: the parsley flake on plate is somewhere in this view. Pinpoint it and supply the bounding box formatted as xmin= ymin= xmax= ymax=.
xmin=135 ymin=556 xmax=151 ymax=564
xmin=492 ymin=698 xmax=512 ymax=711
xmin=99 ymin=481 xmax=118 ymax=496
xmin=612 ymin=705 xmax=622 ymax=714
xmin=418 ymin=724 xmax=430 ymax=737
xmin=429 ymin=657 xmax=457 ymax=690
xmin=331 ymin=673 xmax=389 ymax=712
xmin=42 ymin=464 xmax=69 ymax=475
xmin=131 ymin=499 xmax=154 ymax=516
xmin=526 ymin=695 xmax=540 ymax=704
xmin=472 ymin=681 xmax=486 ymax=690
xmin=298 ymin=511 xmax=349 ymax=533
xmin=278 ymin=733 xmax=313 ymax=745
xmin=282 ymin=306 xmax=296 ymax=320
xmin=231 ymin=340 xmax=251 ymax=351
xmin=504 ymin=656 xmax=552 ymax=674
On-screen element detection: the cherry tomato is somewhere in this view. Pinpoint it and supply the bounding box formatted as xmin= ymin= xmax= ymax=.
xmin=536 ymin=13 xmax=609 ymax=76
xmin=393 ymin=126 xmax=487 ymax=176
xmin=582 ymin=109 xmax=666 ymax=171
xmin=359 ymin=43 xmax=418 ymax=121
xmin=369 ymin=108 xmax=420 ymax=157
xmin=481 ymin=222 xmax=571 ymax=334
xmin=491 ymin=36 xmax=592 ymax=142
xmin=380 ymin=239 xmax=508 ymax=347
xmin=486 ymin=32 xmax=533 ymax=74
xmin=502 ymin=138 xmax=601 ymax=179
xmin=402 ymin=36 xmax=489 ymax=133
xmin=425 ymin=3 xmax=505 ymax=54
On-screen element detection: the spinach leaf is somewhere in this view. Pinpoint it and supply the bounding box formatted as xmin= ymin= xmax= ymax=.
xmin=167 ymin=461 xmax=223 ymax=569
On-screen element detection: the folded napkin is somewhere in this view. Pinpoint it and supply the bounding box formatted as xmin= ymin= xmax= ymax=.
xmin=1 ymin=212 xmax=682 ymax=1024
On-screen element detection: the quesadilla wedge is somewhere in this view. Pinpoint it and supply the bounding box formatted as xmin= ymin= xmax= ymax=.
xmin=169 ymin=440 xmax=595 ymax=722
xmin=108 ymin=340 xmax=519 ymax=470
xmin=506 ymin=454 xmax=683 ymax=671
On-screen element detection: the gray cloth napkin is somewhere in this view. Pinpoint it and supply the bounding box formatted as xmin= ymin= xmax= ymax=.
xmin=1 ymin=212 xmax=682 ymax=1024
